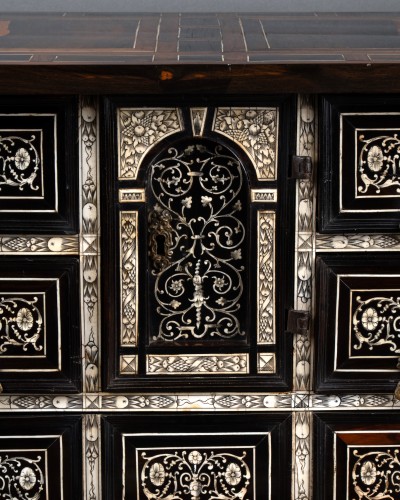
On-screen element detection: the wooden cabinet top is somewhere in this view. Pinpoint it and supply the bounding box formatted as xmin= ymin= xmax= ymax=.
xmin=1 ymin=12 xmax=400 ymax=93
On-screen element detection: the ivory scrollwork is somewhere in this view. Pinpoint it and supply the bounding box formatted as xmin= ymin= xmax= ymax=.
xmin=0 ymin=296 xmax=43 ymax=355
xmin=149 ymin=142 xmax=246 ymax=343
xmin=140 ymin=449 xmax=252 ymax=500
xmin=358 ymin=134 xmax=400 ymax=195
xmin=0 ymin=455 xmax=45 ymax=499
xmin=352 ymin=448 xmax=400 ymax=500
xmin=0 ymin=135 xmax=41 ymax=194
xmin=353 ymin=296 xmax=400 ymax=354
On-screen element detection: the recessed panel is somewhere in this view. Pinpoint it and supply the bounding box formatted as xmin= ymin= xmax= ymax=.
xmin=136 ymin=445 xmax=255 ymax=499
xmin=0 ymin=96 xmax=78 ymax=233
xmin=319 ymin=95 xmax=400 ymax=232
xmin=102 ymin=96 xmax=294 ymax=392
xmin=0 ymin=257 xmax=80 ymax=392
xmin=0 ymin=414 xmax=81 ymax=500
xmin=315 ymin=253 xmax=400 ymax=392
xmin=103 ymin=413 xmax=291 ymax=500
xmin=147 ymin=139 xmax=248 ymax=347
xmin=314 ymin=412 xmax=400 ymax=500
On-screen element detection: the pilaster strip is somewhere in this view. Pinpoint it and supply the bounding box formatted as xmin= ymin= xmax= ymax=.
xmin=83 ymin=414 xmax=101 ymax=500
xmin=80 ymin=98 xmax=101 ymax=500
xmin=257 ymin=210 xmax=275 ymax=344
xmin=293 ymin=411 xmax=312 ymax=500
xmin=120 ymin=211 xmax=138 ymax=346
xmin=80 ymin=97 xmax=101 ymax=397
xmin=292 ymin=94 xmax=317 ymax=500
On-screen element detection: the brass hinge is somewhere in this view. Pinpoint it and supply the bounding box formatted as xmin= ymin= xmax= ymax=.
xmin=290 ymin=156 xmax=312 ymax=180
xmin=286 ymin=309 xmax=310 ymax=335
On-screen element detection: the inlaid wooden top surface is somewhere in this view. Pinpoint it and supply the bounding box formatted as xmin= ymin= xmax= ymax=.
xmin=0 ymin=12 xmax=400 ymax=64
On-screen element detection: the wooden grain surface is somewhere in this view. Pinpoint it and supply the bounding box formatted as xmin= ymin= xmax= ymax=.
xmin=0 ymin=63 xmax=399 ymax=94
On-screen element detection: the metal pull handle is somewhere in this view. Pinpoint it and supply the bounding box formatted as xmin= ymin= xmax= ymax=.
xmin=148 ymin=207 xmax=173 ymax=272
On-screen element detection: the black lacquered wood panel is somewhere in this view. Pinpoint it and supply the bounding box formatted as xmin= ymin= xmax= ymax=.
xmin=314 ymin=412 xmax=400 ymax=500
xmin=318 ymin=94 xmax=400 ymax=233
xmin=103 ymin=412 xmax=291 ymax=500
xmin=315 ymin=253 xmax=400 ymax=393
xmin=0 ymin=257 xmax=81 ymax=393
xmin=0 ymin=95 xmax=78 ymax=233
xmin=0 ymin=414 xmax=82 ymax=500
xmin=101 ymin=95 xmax=295 ymax=392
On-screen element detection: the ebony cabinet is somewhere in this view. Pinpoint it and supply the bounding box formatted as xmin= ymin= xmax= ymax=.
xmin=0 ymin=65 xmax=400 ymax=500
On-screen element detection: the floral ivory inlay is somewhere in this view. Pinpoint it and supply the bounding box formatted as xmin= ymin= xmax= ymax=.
xmin=352 ymin=448 xmax=400 ymax=499
xmin=0 ymin=134 xmax=42 ymax=196
xmin=148 ymin=141 xmax=246 ymax=343
xmin=0 ymin=295 xmax=44 ymax=355
xmin=140 ymin=448 xmax=253 ymax=499
xmin=357 ymin=134 xmax=400 ymax=196
xmin=0 ymin=455 xmax=45 ymax=499
xmin=352 ymin=295 xmax=400 ymax=354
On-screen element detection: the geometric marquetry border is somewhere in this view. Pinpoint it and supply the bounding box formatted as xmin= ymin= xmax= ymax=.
xmin=1 ymin=392 xmax=399 ymax=412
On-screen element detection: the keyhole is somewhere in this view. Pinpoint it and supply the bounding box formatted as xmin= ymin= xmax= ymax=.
xmin=156 ymin=234 xmax=166 ymax=256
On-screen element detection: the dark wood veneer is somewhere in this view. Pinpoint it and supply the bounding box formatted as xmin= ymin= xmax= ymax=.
xmin=1 ymin=64 xmax=400 ymax=95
